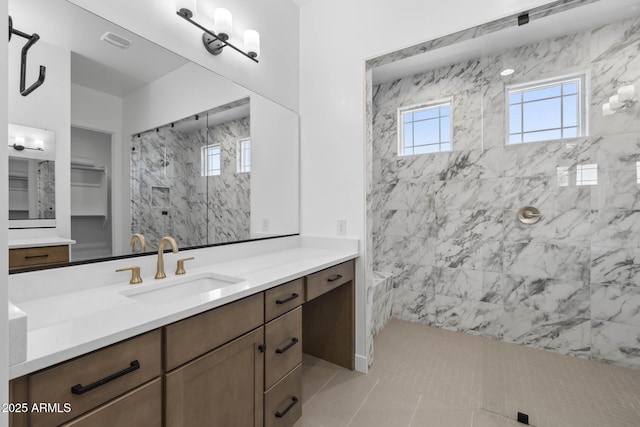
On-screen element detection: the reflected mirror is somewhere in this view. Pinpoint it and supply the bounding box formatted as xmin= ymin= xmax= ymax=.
xmin=8 ymin=158 xmax=55 ymax=221
xmin=8 ymin=0 xmax=299 ymax=267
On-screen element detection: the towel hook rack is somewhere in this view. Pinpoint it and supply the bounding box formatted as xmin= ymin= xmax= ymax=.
xmin=8 ymin=16 xmax=46 ymax=97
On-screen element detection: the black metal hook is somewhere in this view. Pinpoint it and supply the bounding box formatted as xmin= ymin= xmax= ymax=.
xmin=8 ymin=16 xmax=46 ymax=97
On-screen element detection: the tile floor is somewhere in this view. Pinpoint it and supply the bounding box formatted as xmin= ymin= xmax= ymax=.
xmin=294 ymin=319 xmax=640 ymax=427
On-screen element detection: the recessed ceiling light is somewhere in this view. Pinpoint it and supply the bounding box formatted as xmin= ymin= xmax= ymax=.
xmin=500 ymin=68 xmax=515 ymax=77
xmin=100 ymin=31 xmax=133 ymax=49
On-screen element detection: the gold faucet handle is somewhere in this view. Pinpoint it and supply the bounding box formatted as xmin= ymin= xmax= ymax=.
xmin=176 ymin=257 xmax=195 ymax=275
xmin=116 ymin=266 xmax=143 ymax=285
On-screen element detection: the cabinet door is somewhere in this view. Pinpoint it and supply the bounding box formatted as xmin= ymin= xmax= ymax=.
xmin=165 ymin=327 xmax=264 ymax=427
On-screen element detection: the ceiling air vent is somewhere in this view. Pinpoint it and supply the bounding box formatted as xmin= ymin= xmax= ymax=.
xmin=100 ymin=31 xmax=133 ymax=49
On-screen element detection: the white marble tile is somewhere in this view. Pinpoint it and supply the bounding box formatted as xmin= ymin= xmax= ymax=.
xmin=591 ymin=246 xmax=640 ymax=287
xmin=502 ymin=307 xmax=590 ymax=357
xmin=591 ymin=283 xmax=640 ymax=327
xmin=591 ymin=210 xmax=640 ymax=249
xmin=503 ymin=274 xmax=590 ymax=318
xmin=392 ymin=288 xmax=435 ymax=325
xmin=435 ymin=296 xmax=503 ymax=339
xmin=591 ymin=320 xmax=640 ymax=369
xmin=503 ymin=209 xmax=592 ymax=245
xmin=503 ymin=242 xmax=590 ymax=282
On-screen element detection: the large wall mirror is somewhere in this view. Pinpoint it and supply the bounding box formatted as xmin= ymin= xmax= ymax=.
xmin=8 ymin=0 xmax=299 ymax=267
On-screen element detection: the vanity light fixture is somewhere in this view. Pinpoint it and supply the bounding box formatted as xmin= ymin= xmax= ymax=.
xmin=8 ymin=136 xmax=44 ymax=151
xmin=176 ymin=2 xmax=260 ymax=63
xmin=602 ymin=84 xmax=635 ymax=117
xmin=500 ymin=68 xmax=515 ymax=77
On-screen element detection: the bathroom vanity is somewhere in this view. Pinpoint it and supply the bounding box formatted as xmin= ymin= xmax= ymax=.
xmin=8 ymin=239 xmax=357 ymax=427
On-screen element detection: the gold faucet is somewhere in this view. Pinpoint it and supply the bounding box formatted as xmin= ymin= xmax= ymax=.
xmin=116 ymin=266 xmax=143 ymax=285
xmin=155 ymin=236 xmax=178 ymax=279
xmin=131 ymin=233 xmax=146 ymax=253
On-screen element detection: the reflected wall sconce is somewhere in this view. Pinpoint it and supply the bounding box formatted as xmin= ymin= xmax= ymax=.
xmin=602 ymin=84 xmax=635 ymax=117
xmin=9 ymin=135 xmax=44 ymax=151
xmin=176 ymin=0 xmax=260 ymax=63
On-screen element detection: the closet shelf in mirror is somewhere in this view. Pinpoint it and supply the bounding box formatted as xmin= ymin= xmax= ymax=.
xmin=70 ymin=165 xmax=106 ymax=173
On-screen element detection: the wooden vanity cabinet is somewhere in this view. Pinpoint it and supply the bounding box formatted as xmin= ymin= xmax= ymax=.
xmin=165 ymin=328 xmax=265 ymax=427
xmin=9 ymin=329 xmax=162 ymax=427
xmin=8 ymin=259 xmax=356 ymax=427
xmin=9 ymin=245 xmax=70 ymax=271
xmin=60 ymin=378 xmax=162 ymax=427
xmin=303 ymin=260 xmax=355 ymax=370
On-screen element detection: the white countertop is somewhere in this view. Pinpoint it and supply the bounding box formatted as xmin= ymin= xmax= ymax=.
xmin=9 ymin=236 xmax=358 ymax=379
xmin=8 ymin=237 xmax=76 ymax=249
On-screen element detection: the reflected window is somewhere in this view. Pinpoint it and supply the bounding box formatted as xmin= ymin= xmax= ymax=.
xmin=576 ymin=163 xmax=598 ymax=186
xmin=201 ymin=144 xmax=221 ymax=176
xmin=398 ymin=99 xmax=452 ymax=156
xmin=557 ymin=166 xmax=569 ymax=187
xmin=237 ymin=137 xmax=251 ymax=173
xmin=507 ymin=74 xmax=586 ymax=144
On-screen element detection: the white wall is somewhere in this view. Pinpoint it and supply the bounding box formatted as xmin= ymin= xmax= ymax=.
xmin=7 ymin=38 xmax=71 ymax=242
xmin=250 ymin=94 xmax=299 ymax=236
xmin=67 ymin=0 xmax=300 ymax=113
xmin=1 ymin=0 xmax=8 ymax=420
xmin=71 ymin=84 xmax=123 ymax=253
xmin=298 ymin=0 xmax=559 ymax=370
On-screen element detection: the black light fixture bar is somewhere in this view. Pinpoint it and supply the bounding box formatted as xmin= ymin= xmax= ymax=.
xmin=8 ymin=144 xmax=43 ymax=152
xmin=176 ymin=10 xmax=259 ymax=63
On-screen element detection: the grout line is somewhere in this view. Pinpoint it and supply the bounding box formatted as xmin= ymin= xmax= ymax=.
xmin=347 ymin=378 xmax=380 ymax=426
xmin=302 ymin=368 xmax=341 ymax=407
xmin=407 ymin=394 xmax=423 ymax=427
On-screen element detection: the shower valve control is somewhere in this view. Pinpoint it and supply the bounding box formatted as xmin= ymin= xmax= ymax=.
xmin=517 ymin=206 xmax=542 ymax=225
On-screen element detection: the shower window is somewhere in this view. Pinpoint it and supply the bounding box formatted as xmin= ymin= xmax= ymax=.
xmin=507 ymin=73 xmax=586 ymax=144
xmin=237 ymin=137 xmax=251 ymax=173
xmin=398 ymin=99 xmax=452 ymax=156
xmin=201 ymin=144 xmax=221 ymax=176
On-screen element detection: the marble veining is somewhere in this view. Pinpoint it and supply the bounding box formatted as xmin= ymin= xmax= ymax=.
xmin=367 ymin=12 xmax=640 ymax=370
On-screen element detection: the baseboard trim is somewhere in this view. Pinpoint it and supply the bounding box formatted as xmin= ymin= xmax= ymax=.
xmin=355 ymin=354 xmax=368 ymax=373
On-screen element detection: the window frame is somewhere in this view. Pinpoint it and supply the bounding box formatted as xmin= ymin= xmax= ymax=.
xmin=201 ymin=143 xmax=221 ymax=177
xmin=505 ymin=72 xmax=588 ymax=145
xmin=397 ymin=97 xmax=453 ymax=156
xmin=236 ymin=137 xmax=251 ymax=173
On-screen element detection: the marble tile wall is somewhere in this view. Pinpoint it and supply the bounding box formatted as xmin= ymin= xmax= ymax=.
xmin=37 ymin=160 xmax=55 ymax=219
xmin=370 ymin=16 xmax=640 ymax=369
xmin=131 ymin=116 xmax=250 ymax=251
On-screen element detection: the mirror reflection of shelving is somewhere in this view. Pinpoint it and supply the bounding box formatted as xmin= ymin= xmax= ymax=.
xmin=70 ymin=127 xmax=112 ymax=262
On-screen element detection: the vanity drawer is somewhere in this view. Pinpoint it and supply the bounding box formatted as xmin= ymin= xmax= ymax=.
xmin=265 ymin=278 xmax=304 ymax=322
xmin=9 ymin=245 xmax=69 ymax=270
xmin=61 ymin=378 xmax=162 ymax=427
xmin=28 ymin=329 xmax=161 ymax=427
xmin=265 ymin=307 xmax=302 ymax=390
xmin=164 ymin=293 xmax=264 ymax=371
xmin=305 ymin=260 xmax=355 ymax=301
xmin=264 ymin=364 xmax=302 ymax=427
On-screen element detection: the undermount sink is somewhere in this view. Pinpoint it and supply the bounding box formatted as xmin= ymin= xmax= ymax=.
xmin=120 ymin=272 xmax=245 ymax=305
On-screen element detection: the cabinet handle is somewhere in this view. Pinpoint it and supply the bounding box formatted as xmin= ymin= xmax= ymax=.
xmin=275 ymin=396 xmax=299 ymax=418
xmin=327 ymin=274 xmax=343 ymax=282
xmin=275 ymin=337 xmax=299 ymax=354
xmin=24 ymin=254 xmax=49 ymax=259
xmin=70 ymin=360 xmax=140 ymax=395
xmin=275 ymin=293 xmax=299 ymax=305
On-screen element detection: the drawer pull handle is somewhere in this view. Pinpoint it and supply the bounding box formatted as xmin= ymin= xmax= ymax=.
xmin=275 ymin=396 xmax=299 ymax=418
xmin=276 ymin=293 xmax=299 ymax=305
xmin=24 ymin=254 xmax=49 ymax=259
xmin=327 ymin=274 xmax=343 ymax=282
xmin=71 ymin=360 xmax=140 ymax=395
xmin=275 ymin=337 xmax=299 ymax=354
